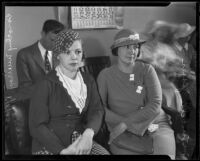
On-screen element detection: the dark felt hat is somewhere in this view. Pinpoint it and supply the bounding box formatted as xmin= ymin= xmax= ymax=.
xmin=111 ymin=29 xmax=147 ymax=51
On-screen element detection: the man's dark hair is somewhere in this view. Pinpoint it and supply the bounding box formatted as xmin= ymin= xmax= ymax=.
xmin=42 ymin=19 xmax=65 ymax=34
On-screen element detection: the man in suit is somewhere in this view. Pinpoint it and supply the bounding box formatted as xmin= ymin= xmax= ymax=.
xmin=16 ymin=19 xmax=65 ymax=100
xmin=4 ymin=20 xmax=65 ymax=154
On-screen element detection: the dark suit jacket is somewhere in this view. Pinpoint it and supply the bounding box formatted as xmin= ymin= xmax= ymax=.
xmin=29 ymin=70 xmax=105 ymax=154
xmin=16 ymin=41 xmax=58 ymax=100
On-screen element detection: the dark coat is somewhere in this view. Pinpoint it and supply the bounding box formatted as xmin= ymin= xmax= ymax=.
xmin=16 ymin=41 xmax=58 ymax=100
xmin=29 ymin=70 xmax=105 ymax=154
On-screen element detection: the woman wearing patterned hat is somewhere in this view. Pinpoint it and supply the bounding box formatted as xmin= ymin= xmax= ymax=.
xmin=97 ymin=29 xmax=175 ymax=159
xmin=29 ymin=29 xmax=110 ymax=155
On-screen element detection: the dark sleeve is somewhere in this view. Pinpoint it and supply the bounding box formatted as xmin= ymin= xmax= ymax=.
xmin=84 ymin=75 xmax=105 ymax=135
xmin=29 ymin=80 xmax=65 ymax=154
xmin=123 ymin=64 xmax=162 ymax=136
xmin=16 ymin=49 xmax=35 ymax=100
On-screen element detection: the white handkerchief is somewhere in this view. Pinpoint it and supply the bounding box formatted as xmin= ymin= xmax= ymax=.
xmin=148 ymin=124 xmax=159 ymax=132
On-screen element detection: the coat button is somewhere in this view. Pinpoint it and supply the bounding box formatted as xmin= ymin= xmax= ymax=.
xmin=66 ymin=124 xmax=70 ymax=127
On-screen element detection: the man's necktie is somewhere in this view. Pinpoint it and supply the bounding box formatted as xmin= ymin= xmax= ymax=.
xmin=45 ymin=50 xmax=51 ymax=73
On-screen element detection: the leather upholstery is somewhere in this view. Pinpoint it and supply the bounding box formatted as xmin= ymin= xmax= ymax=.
xmin=6 ymin=99 xmax=31 ymax=154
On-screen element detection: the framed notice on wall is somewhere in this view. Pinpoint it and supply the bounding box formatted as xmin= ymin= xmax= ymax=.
xmin=71 ymin=7 xmax=117 ymax=29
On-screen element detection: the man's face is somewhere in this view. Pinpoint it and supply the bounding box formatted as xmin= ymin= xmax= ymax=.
xmin=41 ymin=31 xmax=57 ymax=51
xmin=118 ymin=44 xmax=139 ymax=65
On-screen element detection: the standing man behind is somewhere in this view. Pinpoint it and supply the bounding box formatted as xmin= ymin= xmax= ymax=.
xmin=16 ymin=19 xmax=65 ymax=100
xmin=173 ymin=23 xmax=196 ymax=73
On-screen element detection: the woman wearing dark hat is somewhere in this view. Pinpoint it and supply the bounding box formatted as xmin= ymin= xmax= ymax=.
xmin=139 ymin=40 xmax=184 ymax=113
xmin=29 ymin=30 xmax=110 ymax=155
xmin=97 ymin=29 xmax=175 ymax=158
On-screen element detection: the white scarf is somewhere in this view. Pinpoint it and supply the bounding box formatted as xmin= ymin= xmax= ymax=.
xmin=55 ymin=66 xmax=87 ymax=113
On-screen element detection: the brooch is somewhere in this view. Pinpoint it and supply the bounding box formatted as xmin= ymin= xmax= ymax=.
xmin=129 ymin=74 xmax=134 ymax=81
xmin=136 ymin=86 xmax=143 ymax=94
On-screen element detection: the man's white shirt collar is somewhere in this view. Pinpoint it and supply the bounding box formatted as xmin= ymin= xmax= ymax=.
xmin=38 ymin=41 xmax=53 ymax=67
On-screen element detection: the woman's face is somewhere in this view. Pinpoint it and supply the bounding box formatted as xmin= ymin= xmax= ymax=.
xmin=117 ymin=44 xmax=139 ymax=64
xmin=58 ymin=40 xmax=83 ymax=72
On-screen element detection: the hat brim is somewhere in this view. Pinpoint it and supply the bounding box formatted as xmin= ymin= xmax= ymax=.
xmin=148 ymin=23 xmax=178 ymax=34
xmin=176 ymin=26 xmax=196 ymax=38
xmin=111 ymin=39 xmax=146 ymax=50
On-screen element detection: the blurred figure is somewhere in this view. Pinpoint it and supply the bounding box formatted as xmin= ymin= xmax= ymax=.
xmin=139 ymin=42 xmax=183 ymax=113
xmin=174 ymin=23 xmax=196 ymax=72
xmin=144 ymin=20 xmax=178 ymax=45
xmin=174 ymin=23 xmax=197 ymax=159
xmin=144 ymin=21 xmax=196 ymax=73
xmin=171 ymin=23 xmax=196 ymax=117
xmin=141 ymin=20 xmax=196 ymax=159
xmin=172 ymin=23 xmax=196 ymax=104
xmin=140 ymin=20 xmax=184 ymax=113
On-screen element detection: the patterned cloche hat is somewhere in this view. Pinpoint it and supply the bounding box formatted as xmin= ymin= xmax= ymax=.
xmin=111 ymin=29 xmax=146 ymax=51
xmin=53 ymin=30 xmax=81 ymax=54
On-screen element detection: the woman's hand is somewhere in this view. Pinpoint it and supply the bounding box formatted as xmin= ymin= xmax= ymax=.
xmin=75 ymin=128 xmax=94 ymax=155
xmin=108 ymin=122 xmax=127 ymax=144
xmin=60 ymin=135 xmax=82 ymax=155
